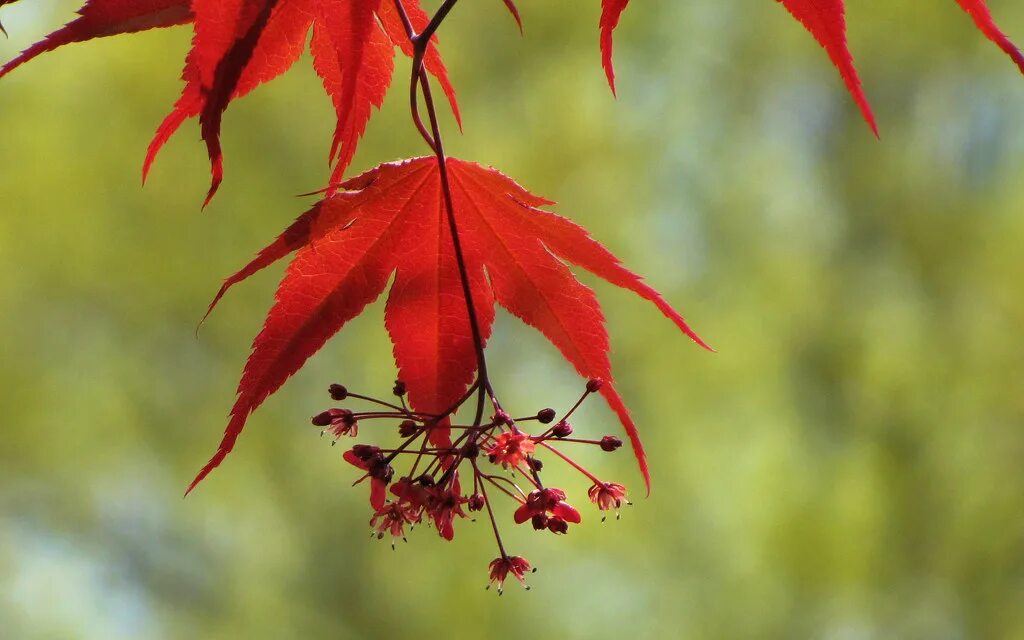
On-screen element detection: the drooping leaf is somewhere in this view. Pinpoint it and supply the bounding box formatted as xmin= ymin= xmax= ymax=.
xmin=0 ymin=0 xmax=18 ymax=36
xmin=0 ymin=0 xmax=193 ymax=78
xmin=498 ymin=0 xmax=523 ymax=33
xmin=774 ymin=0 xmax=1023 ymax=132
xmin=776 ymin=0 xmax=877 ymax=135
xmin=599 ymin=0 xmax=629 ymax=96
xmin=188 ymin=157 xmax=709 ymax=494
xmin=312 ymin=0 xmax=394 ymax=185
xmin=3 ymin=0 xmax=461 ymax=201
xmin=598 ymin=0 xmax=1023 ymax=132
xmin=955 ymin=0 xmax=1024 ymax=73
xmin=188 ymin=161 xmax=433 ymax=493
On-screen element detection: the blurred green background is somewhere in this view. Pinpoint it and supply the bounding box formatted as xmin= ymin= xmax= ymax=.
xmin=2 ymin=1 xmax=1023 ymax=638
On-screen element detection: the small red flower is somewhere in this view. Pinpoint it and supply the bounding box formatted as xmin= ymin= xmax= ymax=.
xmin=486 ymin=431 xmax=536 ymax=469
xmin=588 ymin=482 xmax=630 ymax=517
xmin=370 ymin=501 xmax=420 ymax=546
xmin=310 ymin=376 xmax=635 ymax=589
xmin=487 ymin=555 xmax=532 ymax=594
xmin=424 ymin=486 xmax=469 ymax=541
xmin=343 ymin=446 xmax=392 ymax=510
xmin=389 ymin=476 xmax=430 ymax=510
xmin=513 ymin=487 xmax=581 ymax=526
xmin=546 ymin=517 xmax=569 ymax=535
xmin=312 ymin=408 xmax=358 ymax=438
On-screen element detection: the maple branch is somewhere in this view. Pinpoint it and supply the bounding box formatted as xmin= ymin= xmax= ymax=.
xmin=391 ymin=0 xmax=436 ymax=151
xmin=394 ymin=0 xmax=491 ymax=427
xmin=421 ymin=75 xmax=491 ymax=427
xmin=413 ymin=0 xmax=459 ymax=50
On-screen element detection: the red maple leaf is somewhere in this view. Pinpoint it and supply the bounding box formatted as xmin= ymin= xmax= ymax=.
xmin=600 ymin=0 xmax=1024 ymax=132
xmin=0 ymin=0 xmax=192 ymax=41
xmin=188 ymin=156 xmax=710 ymax=495
xmin=0 ymin=0 xmax=459 ymax=204
xmin=7 ymin=0 xmax=1021 ymax=586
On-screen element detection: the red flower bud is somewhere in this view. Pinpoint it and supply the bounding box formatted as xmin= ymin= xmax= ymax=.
xmin=369 ymin=460 xmax=394 ymax=483
xmin=552 ymin=421 xmax=573 ymax=438
xmin=416 ymin=474 xmax=435 ymax=487
xmin=311 ymin=411 xmax=335 ymax=427
xmin=537 ymin=408 xmax=557 ymax=424
xmin=398 ymin=420 xmax=419 ymax=438
xmin=586 ymin=378 xmax=604 ymax=393
xmin=351 ymin=444 xmax=380 ymax=461
xmin=547 ymin=517 xmax=569 ymax=535
xmin=600 ymin=435 xmax=623 ymax=452
xmin=328 ymin=383 xmax=348 ymax=400
xmin=314 ymin=408 xmax=354 ymax=427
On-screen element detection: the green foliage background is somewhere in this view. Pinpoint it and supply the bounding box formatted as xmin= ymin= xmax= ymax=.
xmin=2 ymin=1 xmax=1023 ymax=638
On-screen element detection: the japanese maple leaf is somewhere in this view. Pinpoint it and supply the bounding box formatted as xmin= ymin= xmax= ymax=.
xmin=0 ymin=0 xmax=459 ymax=204
xmin=599 ymin=0 xmax=1023 ymax=131
xmin=187 ymin=157 xmax=711 ymax=495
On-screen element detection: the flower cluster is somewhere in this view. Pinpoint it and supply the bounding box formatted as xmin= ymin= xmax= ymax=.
xmin=311 ymin=377 xmax=632 ymax=594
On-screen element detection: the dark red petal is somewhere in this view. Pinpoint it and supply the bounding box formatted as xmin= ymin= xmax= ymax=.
xmin=552 ymin=501 xmax=582 ymax=524
xmin=370 ymin=479 xmax=387 ymax=510
xmin=343 ymin=450 xmax=369 ymax=470
xmin=513 ymin=502 xmax=534 ymax=524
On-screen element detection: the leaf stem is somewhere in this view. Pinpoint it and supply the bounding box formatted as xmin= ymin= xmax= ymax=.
xmin=394 ymin=0 xmax=490 ymax=429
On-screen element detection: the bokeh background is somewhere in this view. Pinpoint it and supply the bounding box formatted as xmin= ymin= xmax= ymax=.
xmin=2 ymin=1 xmax=1023 ymax=638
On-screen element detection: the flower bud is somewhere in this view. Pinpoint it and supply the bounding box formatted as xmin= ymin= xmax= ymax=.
xmin=552 ymin=421 xmax=573 ymax=438
xmin=586 ymin=378 xmax=604 ymax=393
xmin=369 ymin=460 xmax=394 ymax=483
xmin=468 ymin=494 xmax=485 ymax=511
xmin=540 ymin=487 xmax=567 ymax=506
xmin=311 ymin=411 xmax=335 ymax=427
xmin=600 ymin=435 xmax=623 ymax=452
xmin=537 ymin=408 xmax=557 ymax=424
xmin=416 ymin=474 xmax=435 ymax=487
xmin=531 ymin=514 xmax=549 ymax=530
xmin=351 ymin=444 xmax=380 ymax=461
xmin=328 ymin=383 xmax=348 ymax=401
xmin=392 ymin=380 xmax=407 ymax=396
xmin=398 ymin=420 xmax=419 ymax=438
xmin=527 ymin=457 xmax=543 ymax=471
xmin=547 ymin=517 xmax=569 ymax=535
xmin=312 ymin=408 xmax=351 ymax=427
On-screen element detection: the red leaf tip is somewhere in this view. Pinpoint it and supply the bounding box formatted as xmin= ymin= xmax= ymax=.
xmin=599 ymin=0 xmax=630 ymax=96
